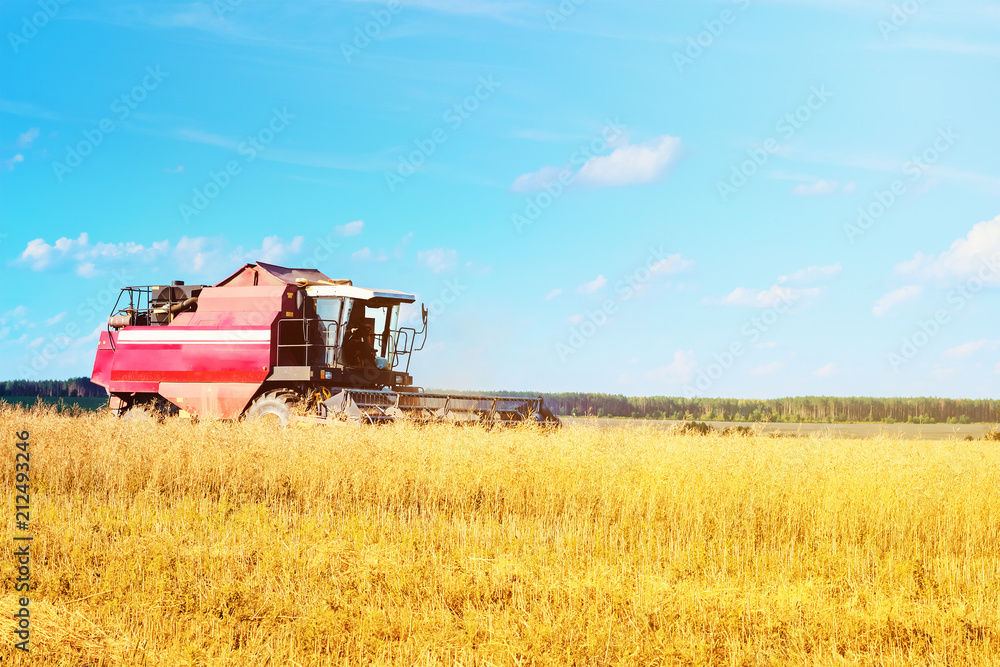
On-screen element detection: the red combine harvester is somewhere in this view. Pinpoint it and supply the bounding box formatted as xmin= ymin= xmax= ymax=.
xmin=91 ymin=262 xmax=560 ymax=426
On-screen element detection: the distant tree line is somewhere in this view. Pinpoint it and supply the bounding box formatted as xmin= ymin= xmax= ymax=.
xmin=486 ymin=392 xmax=999 ymax=424
xmin=5 ymin=380 xmax=997 ymax=424
xmin=0 ymin=378 xmax=105 ymax=398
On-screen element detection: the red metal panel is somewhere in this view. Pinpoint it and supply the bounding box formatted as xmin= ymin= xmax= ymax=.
xmin=159 ymin=382 xmax=261 ymax=419
xmin=91 ymin=330 xmax=116 ymax=389
xmin=91 ymin=278 xmax=296 ymax=419
xmin=108 ymin=381 xmax=160 ymax=393
xmin=108 ymin=327 xmax=273 ymax=385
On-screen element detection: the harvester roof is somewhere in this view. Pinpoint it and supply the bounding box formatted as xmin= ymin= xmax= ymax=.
xmin=214 ymin=262 xmax=415 ymax=304
xmin=216 ymin=261 xmax=352 ymax=288
xmin=304 ymin=284 xmax=416 ymax=304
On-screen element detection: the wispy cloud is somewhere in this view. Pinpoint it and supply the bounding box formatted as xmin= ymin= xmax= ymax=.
xmin=418 ymin=248 xmax=457 ymax=273
xmin=879 ymin=38 xmax=1000 ymax=58
xmin=2 ymin=154 xmax=24 ymax=171
xmin=352 ymin=247 xmax=388 ymax=261
xmin=751 ymin=361 xmax=786 ymax=376
xmin=813 ymin=363 xmax=836 ymax=378
xmin=577 ymin=275 xmax=607 ymax=294
xmin=647 ymin=350 xmax=696 ymax=384
xmin=791 ymin=179 xmax=855 ymax=196
xmin=943 ymin=339 xmax=1000 ymax=359
xmin=779 ymin=263 xmax=841 ymax=284
xmin=872 ymin=285 xmax=922 ymax=317
xmin=336 ymin=220 xmax=365 ymax=237
xmin=512 ymin=135 xmax=682 ymax=193
xmin=895 ymin=215 xmax=1000 ymax=284
xmin=706 ymin=285 xmax=820 ymax=308
xmin=16 ymin=128 xmax=40 ymax=148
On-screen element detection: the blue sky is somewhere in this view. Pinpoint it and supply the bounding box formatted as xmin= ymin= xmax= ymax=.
xmin=1 ymin=0 xmax=998 ymax=398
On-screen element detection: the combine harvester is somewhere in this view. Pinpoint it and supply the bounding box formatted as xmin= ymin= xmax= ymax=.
xmin=91 ymin=262 xmax=560 ymax=427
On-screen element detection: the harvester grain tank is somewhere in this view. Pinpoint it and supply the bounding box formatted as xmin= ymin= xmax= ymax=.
xmin=90 ymin=262 xmax=560 ymax=426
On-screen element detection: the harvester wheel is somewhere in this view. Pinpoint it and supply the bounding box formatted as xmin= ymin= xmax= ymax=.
xmin=246 ymin=391 xmax=298 ymax=427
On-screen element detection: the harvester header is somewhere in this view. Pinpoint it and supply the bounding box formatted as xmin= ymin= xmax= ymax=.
xmin=91 ymin=262 xmax=560 ymax=427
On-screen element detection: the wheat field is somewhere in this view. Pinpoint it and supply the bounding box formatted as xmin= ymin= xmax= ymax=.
xmin=1 ymin=404 xmax=998 ymax=666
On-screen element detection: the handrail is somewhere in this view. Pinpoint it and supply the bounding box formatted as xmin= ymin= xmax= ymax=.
xmin=275 ymin=316 xmax=419 ymax=370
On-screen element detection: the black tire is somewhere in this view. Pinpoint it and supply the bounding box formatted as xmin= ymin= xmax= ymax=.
xmin=245 ymin=391 xmax=297 ymax=427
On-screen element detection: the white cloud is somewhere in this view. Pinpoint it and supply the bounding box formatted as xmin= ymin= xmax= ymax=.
xmin=872 ymin=285 xmax=922 ymax=317
xmin=755 ymin=341 xmax=777 ymax=350
xmin=45 ymin=312 xmax=67 ymax=325
xmin=351 ymin=247 xmax=387 ymax=261
xmin=17 ymin=233 xmax=306 ymax=278
xmin=511 ymin=135 xmax=682 ymax=193
xmin=779 ymin=263 xmax=842 ymax=284
xmin=790 ymin=180 xmax=856 ymax=196
xmin=646 ymin=350 xmax=696 ymax=384
xmin=76 ymin=262 xmax=98 ymax=278
xmin=28 ymin=337 xmax=44 ymax=348
xmin=995 ymin=362 xmax=1000 ymax=376
xmin=567 ymin=314 xmax=584 ymax=325
xmin=650 ymin=253 xmax=694 ymax=275
xmin=792 ymin=179 xmax=839 ymax=196
xmin=545 ymin=288 xmax=562 ymax=300
xmin=1 ymin=306 xmax=27 ymax=324
xmin=16 ymin=128 xmax=40 ymax=147
xmin=895 ymin=215 xmax=1000 ymax=284
xmin=164 ymin=165 xmax=184 ymax=173
xmin=943 ymin=340 xmax=1000 ymax=359
xmin=19 ymin=234 xmax=85 ymax=269
xmin=18 ymin=233 xmax=171 ymax=272
xmin=418 ymin=248 xmax=457 ymax=273
xmin=174 ymin=236 xmax=221 ymax=273
xmin=577 ymin=135 xmax=682 ymax=188
xmin=813 ymin=363 xmax=836 ymax=378
xmin=2 ymin=154 xmax=24 ymax=171
xmin=336 ymin=220 xmax=364 ymax=237
xmin=240 ymin=235 xmax=304 ymax=265
xmin=707 ymin=285 xmax=820 ymax=308
xmin=708 ymin=263 xmax=837 ymax=308
xmin=751 ymin=361 xmax=785 ymax=376
xmin=577 ymin=275 xmax=607 ymax=294
xmin=510 ymin=166 xmax=567 ymax=194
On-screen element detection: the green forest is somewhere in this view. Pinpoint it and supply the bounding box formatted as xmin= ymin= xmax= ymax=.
xmin=481 ymin=392 xmax=999 ymax=424
xmin=0 ymin=377 xmax=106 ymax=398
xmin=3 ymin=379 xmax=997 ymax=424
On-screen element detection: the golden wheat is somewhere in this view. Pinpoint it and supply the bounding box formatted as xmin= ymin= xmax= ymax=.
xmin=1 ymin=404 xmax=998 ymax=666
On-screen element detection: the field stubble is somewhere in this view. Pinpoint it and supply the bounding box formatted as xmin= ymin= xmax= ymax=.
xmin=1 ymin=405 xmax=998 ymax=666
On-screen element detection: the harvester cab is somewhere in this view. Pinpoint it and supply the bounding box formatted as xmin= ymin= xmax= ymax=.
xmin=275 ymin=282 xmax=427 ymax=391
xmin=91 ymin=262 xmax=559 ymax=427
